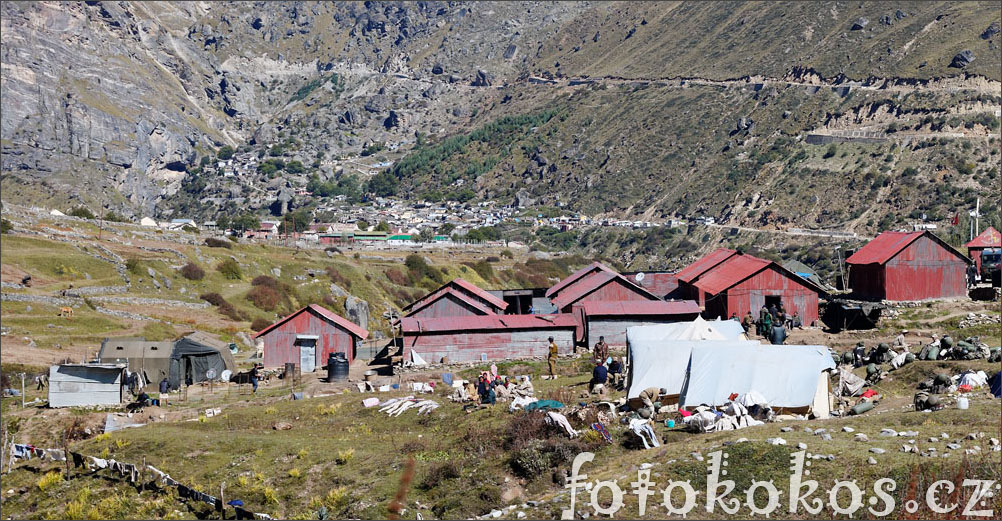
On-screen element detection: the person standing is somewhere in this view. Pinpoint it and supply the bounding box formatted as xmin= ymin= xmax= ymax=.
xmin=762 ymin=311 xmax=773 ymax=338
xmin=547 ymin=337 xmax=559 ymax=379
xmin=758 ymin=304 xmax=770 ymax=336
xmin=249 ymin=363 xmax=261 ymax=394
xmin=158 ymin=377 xmax=170 ymax=407
xmin=593 ymin=336 xmax=609 ymax=365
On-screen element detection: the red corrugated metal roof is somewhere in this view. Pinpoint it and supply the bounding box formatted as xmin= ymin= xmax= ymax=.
xmin=403 ymin=278 xmax=508 ymax=312
xmin=631 ymin=272 xmax=679 ymax=297
xmin=845 ymin=231 xmax=923 ymax=265
xmin=966 ymin=227 xmax=1001 ymax=248
xmin=550 ymin=271 xmax=659 ymax=309
xmin=546 ymin=262 xmax=616 ymax=297
xmin=254 ymin=304 xmax=369 ymax=339
xmin=675 ymin=248 xmax=738 ymax=283
xmin=692 ymin=254 xmax=772 ymax=296
xmin=400 ymin=313 xmax=579 ymax=333
xmin=449 ymin=278 xmax=508 ymax=310
xmin=580 ymin=299 xmax=700 ymax=316
xmin=404 ymin=286 xmax=496 ymax=317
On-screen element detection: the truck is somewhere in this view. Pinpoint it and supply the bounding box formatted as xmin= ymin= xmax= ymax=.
xmin=981 ymin=248 xmax=1001 ymax=287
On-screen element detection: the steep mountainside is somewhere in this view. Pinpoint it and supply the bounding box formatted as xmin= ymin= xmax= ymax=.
xmin=1 ymin=1 xmax=999 ymax=232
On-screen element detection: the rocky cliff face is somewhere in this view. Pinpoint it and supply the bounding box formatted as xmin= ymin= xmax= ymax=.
xmin=1 ymin=1 xmax=998 ymax=220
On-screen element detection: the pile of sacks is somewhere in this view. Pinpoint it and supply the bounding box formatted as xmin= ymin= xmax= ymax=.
xmin=376 ymin=396 xmax=440 ymax=416
xmin=917 ymin=335 xmax=994 ymax=361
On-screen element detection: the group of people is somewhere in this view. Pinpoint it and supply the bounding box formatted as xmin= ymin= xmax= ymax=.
xmin=739 ymin=302 xmax=801 ymax=343
xmin=471 ymin=372 xmax=534 ymax=405
xmin=588 ymin=336 xmax=625 ymax=395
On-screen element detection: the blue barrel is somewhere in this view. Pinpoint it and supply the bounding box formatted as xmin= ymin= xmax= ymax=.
xmin=327 ymin=352 xmax=349 ymax=382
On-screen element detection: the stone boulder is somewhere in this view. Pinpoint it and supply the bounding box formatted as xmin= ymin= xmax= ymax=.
xmin=950 ymin=50 xmax=975 ymax=68
xmin=851 ymin=17 xmax=868 ymax=30
xmin=471 ymin=69 xmax=493 ymax=87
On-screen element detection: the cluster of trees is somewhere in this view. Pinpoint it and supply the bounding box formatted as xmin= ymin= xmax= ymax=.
xmin=461 ymin=226 xmax=502 ymax=243
xmin=216 ymin=214 xmax=260 ymax=232
xmin=259 ymin=158 xmax=305 ymax=176
xmin=307 ymin=174 xmax=362 ymax=202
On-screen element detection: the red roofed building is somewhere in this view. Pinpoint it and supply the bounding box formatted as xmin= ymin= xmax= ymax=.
xmin=847 ymin=231 xmax=970 ymax=301
xmin=678 ymin=252 xmax=825 ymax=325
xmin=674 ymin=248 xmax=739 ymax=305
xmin=400 ymin=314 xmax=578 ymax=363
xmin=402 ymin=278 xmax=507 ymax=317
xmin=965 ymin=226 xmax=1001 ymax=274
xmin=577 ymin=300 xmax=701 ymax=347
xmin=548 ymin=267 xmax=660 ymax=313
xmin=546 ymin=262 xmax=618 ymax=299
xmin=254 ymin=304 xmax=369 ymax=371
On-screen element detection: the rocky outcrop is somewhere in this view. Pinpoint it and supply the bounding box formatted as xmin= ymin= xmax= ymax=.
xmin=344 ymin=295 xmax=370 ymax=331
xmin=851 ymin=18 xmax=869 ymax=30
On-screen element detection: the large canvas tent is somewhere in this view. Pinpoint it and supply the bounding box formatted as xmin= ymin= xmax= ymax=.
xmin=680 ymin=343 xmax=835 ymax=417
xmin=626 ymin=339 xmax=761 ymax=402
xmin=97 ymin=338 xmax=174 ymax=384
xmin=169 ymin=332 xmax=237 ymax=390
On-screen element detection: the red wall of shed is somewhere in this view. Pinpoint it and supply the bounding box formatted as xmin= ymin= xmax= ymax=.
xmin=260 ymin=311 xmax=357 ymax=369
xmin=709 ymin=267 xmax=820 ymax=325
xmin=884 ymin=235 xmax=967 ymax=301
xmin=402 ymin=329 xmax=575 ymax=363
xmin=559 ymin=279 xmax=654 ymax=313
xmin=408 ymin=294 xmax=488 ymax=319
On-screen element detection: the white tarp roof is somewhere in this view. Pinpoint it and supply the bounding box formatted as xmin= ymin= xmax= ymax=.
xmin=681 ymin=343 xmax=835 ymax=409
xmin=626 ymin=336 xmax=760 ymax=399
xmin=628 ymin=315 xmax=747 ymax=342
xmin=48 ymin=364 xmax=124 ymax=408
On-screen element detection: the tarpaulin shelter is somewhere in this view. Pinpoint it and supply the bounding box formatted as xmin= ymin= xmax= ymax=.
xmin=48 ymin=364 xmax=125 ymax=408
xmin=576 ymin=299 xmax=700 ymax=347
xmin=626 ymin=338 xmax=761 ymax=403
xmin=168 ymin=332 xmax=237 ymax=390
xmin=680 ymin=342 xmax=835 ymax=417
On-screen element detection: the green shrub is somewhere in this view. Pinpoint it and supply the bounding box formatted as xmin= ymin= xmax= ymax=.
xmin=68 ymin=206 xmax=95 ymax=219
xmin=247 ymin=284 xmax=281 ymax=311
xmin=500 ymin=249 xmax=514 ymax=258
xmin=125 ymin=258 xmax=142 ymax=274
xmin=0 ymin=218 xmax=11 ymax=234
xmin=217 ymin=258 xmax=242 ymax=279
xmin=204 ymin=237 xmax=232 ymax=249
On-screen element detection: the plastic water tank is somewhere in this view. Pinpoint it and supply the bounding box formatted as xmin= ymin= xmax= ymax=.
xmin=327 ymin=352 xmax=349 ymax=382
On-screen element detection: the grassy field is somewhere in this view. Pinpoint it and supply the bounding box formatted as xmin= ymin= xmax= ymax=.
xmin=1 ymin=355 xmax=999 ymax=520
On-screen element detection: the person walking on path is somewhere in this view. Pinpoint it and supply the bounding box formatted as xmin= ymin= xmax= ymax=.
xmin=249 ymin=363 xmax=261 ymax=393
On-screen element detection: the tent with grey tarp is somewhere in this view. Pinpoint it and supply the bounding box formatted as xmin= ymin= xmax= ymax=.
xmin=168 ymin=332 xmax=237 ymax=390
xmin=97 ymin=337 xmax=173 ymax=384
xmin=680 ymin=342 xmax=835 ymax=417
xmin=48 ymin=364 xmax=125 ymax=408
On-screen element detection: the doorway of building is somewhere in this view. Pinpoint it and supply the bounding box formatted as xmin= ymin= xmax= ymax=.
xmin=296 ymin=337 xmax=317 ymax=372
xmin=764 ymin=295 xmax=783 ymax=311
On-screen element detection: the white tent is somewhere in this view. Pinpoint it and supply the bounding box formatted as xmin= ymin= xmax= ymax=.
xmin=681 ymin=343 xmax=835 ymax=417
xmin=628 ymin=315 xmax=747 ymax=342
xmin=49 ymin=209 xmax=66 ymax=217
xmin=626 ymin=338 xmax=761 ymax=400
xmin=140 ymin=217 xmax=157 ymax=227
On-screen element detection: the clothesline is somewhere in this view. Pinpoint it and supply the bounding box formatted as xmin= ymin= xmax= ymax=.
xmin=6 ymin=441 xmax=273 ymax=520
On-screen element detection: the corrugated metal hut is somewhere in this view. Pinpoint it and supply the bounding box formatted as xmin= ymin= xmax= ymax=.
xmin=623 ymin=272 xmax=680 ymax=299
xmin=674 ymin=248 xmax=739 ymax=304
xmin=549 ymin=270 xmax=661 ymax=313
xmin=404 ymin=286 xmax=497 ymax=318
xmin=402 ymin=278 xmax=508 ymax=317
xmin=847 ymin=231 xmax=970 ymax=301
xmin=255 ymin=304 xmax=369 ymax=371
xmin=965 ymin=227 xmax=1001 ymax=274
xmin=400 ymin=314 xmax=578 ymax=363
xmin=98 ymin=337 xmax=174 ymax=384
xmin=578 ymin=300 xmax=701 ymax=347
xmin=692 ymin=253 xmax=825 ymax=325
xmin=48 ymin=364 xmax=124 ymax=408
